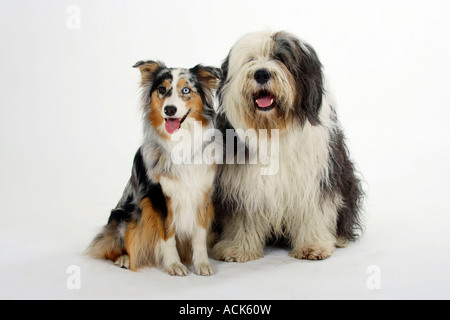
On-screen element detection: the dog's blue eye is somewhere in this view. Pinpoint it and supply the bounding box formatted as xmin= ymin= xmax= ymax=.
xmin=182 ymin=87 xmax=191 ymax=94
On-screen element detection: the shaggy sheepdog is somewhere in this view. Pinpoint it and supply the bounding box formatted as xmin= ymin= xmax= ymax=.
xmin=211 ymin=30 xmax=364 ymax=262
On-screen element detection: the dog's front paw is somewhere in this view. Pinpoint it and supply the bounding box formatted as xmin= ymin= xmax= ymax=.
xmin=194 ymin=262 xmax=214 ymax=276
xmin=165 ymin=263 xmax=189 ymax=276
xmin=114 ymin=255 xmax=130 ymax=269
xmin=290 ymin=242 xmax=335 ymax=260
xmin=212 ymin=240 xmax=263 ymax=263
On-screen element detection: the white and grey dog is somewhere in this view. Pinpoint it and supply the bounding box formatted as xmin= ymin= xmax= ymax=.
xmin=212 ymin=30 xmax=364 ymax=262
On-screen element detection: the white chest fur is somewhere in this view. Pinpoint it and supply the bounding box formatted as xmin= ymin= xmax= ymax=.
xmin=159 ymin=164 xmax=215 ymax=238
xmin=218 ymin=101 xmax=335 ymax=234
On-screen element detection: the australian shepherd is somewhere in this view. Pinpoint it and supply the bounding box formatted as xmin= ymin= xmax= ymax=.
xmin=87 ymin=61 xmax=221 ymax=276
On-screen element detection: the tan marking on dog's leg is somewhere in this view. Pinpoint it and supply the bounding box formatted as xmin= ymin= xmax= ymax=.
xmin=124 ymin=197 xmax=165 ymax=271
xmin=164 ymin=197 xmax=175 ymax=240
xmin=197 ymin=192 xmax=214 ymax=229
xmin=192 ymin=193 xmax=214 ymax=275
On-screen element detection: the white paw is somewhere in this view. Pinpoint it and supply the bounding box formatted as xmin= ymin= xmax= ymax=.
xmin=165 ymin=263 xmax=189 ymax=276
xmin=212 ymin=240 xmax=263 ymax=263
xmin=290 ymin=243 xmax=335 ymax=260
xmin=194 ymin=262 xmax=214 ymax=276
xmin=114 ymin=255 xmax=130 ymax=269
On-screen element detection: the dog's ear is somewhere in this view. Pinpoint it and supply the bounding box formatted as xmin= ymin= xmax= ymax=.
xmin=191 ymin=65 xmax=222 ymax=117
xmin=191 ymin=65 xmax=222 ymax=91
xmin=296 ymin=43 xmax=323 ymax=126
xmin=133 ymin=60 xmax=165 ymax=85
xmin=220 ymin=53 xmax=230 ymax=83
xmin=273 ymin=32 xmax=323 ymax=126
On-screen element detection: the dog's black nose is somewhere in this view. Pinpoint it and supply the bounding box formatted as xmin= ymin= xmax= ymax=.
xmin=164 ymin=105 xmax=177 ymax=117
xmin=254 ymin=69 xmax=271 ymax=84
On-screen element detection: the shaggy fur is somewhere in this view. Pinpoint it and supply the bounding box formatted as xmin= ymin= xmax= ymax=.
xmin=212 ymin=31 xmax=364 ymax=262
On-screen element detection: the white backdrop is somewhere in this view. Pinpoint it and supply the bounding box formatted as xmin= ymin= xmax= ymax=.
xmin=1 ymin=0 xmax=449 ymax=299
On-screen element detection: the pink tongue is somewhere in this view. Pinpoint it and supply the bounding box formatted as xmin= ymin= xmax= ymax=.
xmin=256 ymin=96 xmax=273 ymax=108
xmin=165 ymin=118 xmax=181 ymax=134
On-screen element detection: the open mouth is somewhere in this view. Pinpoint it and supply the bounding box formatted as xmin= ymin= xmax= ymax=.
xmin=164 ymin=109 xmax=191 ymax=134
xmin=254 ymin=91 xmax=276 ymax=111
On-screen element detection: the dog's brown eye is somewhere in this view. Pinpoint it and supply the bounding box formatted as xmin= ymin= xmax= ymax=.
xmin=158 ymin=86 xmax=167 ymax=95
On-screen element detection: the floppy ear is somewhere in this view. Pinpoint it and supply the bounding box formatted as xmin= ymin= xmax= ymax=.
xmin=296 ymin=43 xmax=324 ymax=126
xmin=272 ymin=31 xmax=324 ymax=126
xmin=191 ymin=65 xmax=222 ymax=106
xmin=192 ymin=65 xmax=222 ymax=91
xmin=216 ymin=52 xmax=231 ymax=115
xmin=133 ymin=60 xmax=165 ymax=86
xmin=190 ymin=65 xmax=221 ymax=120
xmin=220 ymin=52 xmax=230 ymax=83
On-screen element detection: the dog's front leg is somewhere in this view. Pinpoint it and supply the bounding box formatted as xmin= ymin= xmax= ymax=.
xmin=288 ymin=202 xmax=337 ymax=260
xmin=192 ymin=226 xmax=213 ymax=276
xmin=212 ymin=211 xmax=268 ymax=263
xmin=159 ymin=236 xmax=189 ymax=276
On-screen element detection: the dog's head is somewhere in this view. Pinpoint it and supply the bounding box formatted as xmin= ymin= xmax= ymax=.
xmin=134 ymin=61 xmax=221 ymax=137
xmin=218 ymin=30 xmax=324 ymax=131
